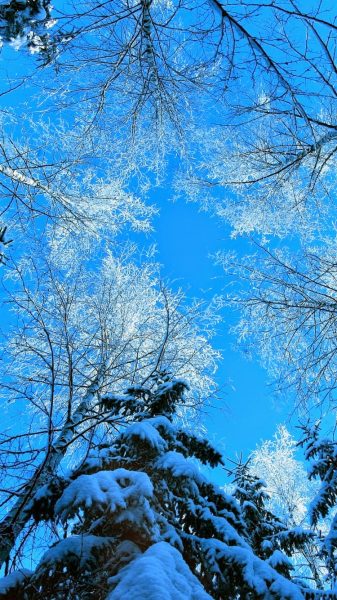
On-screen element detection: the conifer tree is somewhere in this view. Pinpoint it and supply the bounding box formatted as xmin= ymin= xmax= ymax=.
xmin=300 ymin=423 xmax=337 ymax=588
xmin=0 ymin=373 xmax=321 ymax=599
xmin=0 ymin=0 xmax=53 ymax=56
xmin=232 ymin=461 xmax=314 ymax=582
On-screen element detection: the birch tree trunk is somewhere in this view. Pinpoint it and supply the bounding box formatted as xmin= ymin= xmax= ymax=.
xmin=0 ymin=370 xmax=103 ymax=569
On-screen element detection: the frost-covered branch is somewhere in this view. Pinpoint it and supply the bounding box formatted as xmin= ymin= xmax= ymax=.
xmin=220 ymin=241 xmax=337 ymax=406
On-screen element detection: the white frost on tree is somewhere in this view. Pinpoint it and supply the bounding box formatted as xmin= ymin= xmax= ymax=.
xmin=250 ymin=425 xmax=326 ymax=588
xmin=250 ymin=425 xmax=313 ymax=527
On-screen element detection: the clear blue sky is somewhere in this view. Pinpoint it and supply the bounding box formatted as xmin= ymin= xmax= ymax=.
xmin=150 ymin=194 xmax=293 ymax=460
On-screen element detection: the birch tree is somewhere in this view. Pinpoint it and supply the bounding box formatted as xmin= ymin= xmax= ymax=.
xmin=0 ymin=247 xmax=219 ymax=572
xmin=0 ymin=112 xmax=156 ymax=264
xmin=220 ymin=241 xmax=337 ymax=408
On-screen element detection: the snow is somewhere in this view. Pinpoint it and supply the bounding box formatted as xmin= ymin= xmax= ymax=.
xmin=107 ymin=542 xmax=212 ymax=600
xmin=161 ymin=522 xmax=184 ymax=550
xmin=261 ymin=539 xmax=273 ymax=551
xmin=9 ymin=35 xmax=26 ymax=51
xmin=156 ymin=451 xmax=205 ymax=483
xmin=33 ymin=482 xmax=52 ymax=501
xmin=156 ymin=379 xmax=190 ymax=393
xmin=198 ymin=505 xmax=249 ymax=548
xmin=122 ymin=420 xmax=167 ymax=450
xmin=111 ymin=540 xmax=142 ymax=567
xmin=202 ymin=539 xmax=305 ymax=599
xmin=147 ymin=416 xmax=175 ymax=434
xmin=45 ymin=19 xmax=58 ymax=29
xmin=322 ymin=513 xmax=337 ymax=555
xmin=82 ymin=446 xmax=111 ymax=471
xmin=55 ymin=468 xmax=153 ymax=522
xmin=243 ymin=500 xmax=259 ymax=512
xmin=35 ymin=535 xmax=114 ymax=573
xmin=268 ymin=549 xmax=292 ymax=569
xmin=0 ymin=569 xmax=32 ymax=594
xmin=28 ymin=32 xmax=46 ymax=54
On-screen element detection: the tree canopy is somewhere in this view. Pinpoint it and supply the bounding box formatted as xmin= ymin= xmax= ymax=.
xmin=1 ymin=1 xmax=337 ymax=598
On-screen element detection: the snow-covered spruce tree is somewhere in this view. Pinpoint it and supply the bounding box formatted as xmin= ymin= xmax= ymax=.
xmin=0 ymin=374 xmax=313 ymax=599
xmin=249 ymin=426 xmax=326 ymax=589
xmin=232 ymin=461 xmax=314 ymax=583
xmin=0 ymin=0 xmax=53 ymax=55
xmin=300 ymin=422 xmax=337 ymax=588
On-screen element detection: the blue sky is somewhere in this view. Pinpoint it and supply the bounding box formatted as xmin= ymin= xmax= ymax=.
xmin=151 ymin=193 xmax=293 ymax=460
